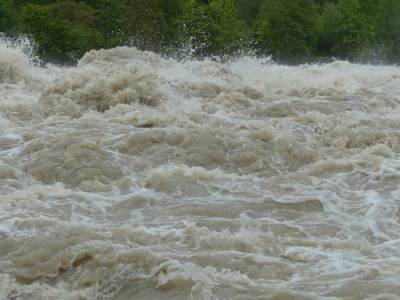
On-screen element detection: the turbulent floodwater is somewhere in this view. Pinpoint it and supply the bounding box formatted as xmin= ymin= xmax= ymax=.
xmin=1 ymin=39 xmax=400 ymax=300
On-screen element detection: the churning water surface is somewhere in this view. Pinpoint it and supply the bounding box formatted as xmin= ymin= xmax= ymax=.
xmin=1 ymin=39 xmax=400 ymax=300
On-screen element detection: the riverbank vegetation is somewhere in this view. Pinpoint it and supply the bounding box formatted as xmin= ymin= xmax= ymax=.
xmin=1 ymin=0 xmax=399 ymax=64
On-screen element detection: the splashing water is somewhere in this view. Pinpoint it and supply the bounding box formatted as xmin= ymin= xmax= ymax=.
xmin=1 ymin=38 xmax=400 ymax=300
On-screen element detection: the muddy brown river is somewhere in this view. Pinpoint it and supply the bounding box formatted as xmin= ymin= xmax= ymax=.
xmin=1 ymin=39 xmax=400 ymax=299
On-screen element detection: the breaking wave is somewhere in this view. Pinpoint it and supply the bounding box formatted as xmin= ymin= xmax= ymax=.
xmin=1 ymin=38 xmax=400 ymax=299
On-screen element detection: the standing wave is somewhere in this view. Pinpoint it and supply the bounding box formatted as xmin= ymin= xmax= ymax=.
xmin=1 ymin=40 xmax=400 ymax=299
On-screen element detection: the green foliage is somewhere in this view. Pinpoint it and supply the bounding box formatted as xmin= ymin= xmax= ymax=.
xmin=183 ymin=0 xmax=251 ymax=57
xmin=0 ymin=0 xmax=17 ymax=33
xmin=95 ymin=0 xmax=168 ymax=51
xmin=234 ymin=0 xmax=263 ymax=25
xmin=319 ymin=0 xmax=375 ymax=58
xmin=255 ymin=0 xmax=319 ymax=62
xmin=119 ymin=0 xmax=168 ymax=51
xmin=160 ymin=0 xmax=186 ymax=41
xmin=18 ymin=1 xmax=103 ymax=63
xmin=0 ymin=0 xmax=399 ymax=63
xmin=92 ymin=0 xmax=127 ymax=48
xmin=374 ymin=0 xmax=400 ymax=61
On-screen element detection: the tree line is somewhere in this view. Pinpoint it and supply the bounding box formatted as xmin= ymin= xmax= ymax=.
xmin=1 ymin=0 xmax=399 ymax=64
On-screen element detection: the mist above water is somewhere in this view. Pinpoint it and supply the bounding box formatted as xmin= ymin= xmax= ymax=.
xmin=1 ymin=39 xmax=400 ymax=299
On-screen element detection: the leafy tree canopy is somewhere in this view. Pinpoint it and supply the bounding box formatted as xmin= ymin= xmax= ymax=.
xmin=0 ymin=0 xmax=399 ymax=64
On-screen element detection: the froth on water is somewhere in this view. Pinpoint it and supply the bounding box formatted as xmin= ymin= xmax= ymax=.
xmin=1 ymin=38 xmax=400 ymax=299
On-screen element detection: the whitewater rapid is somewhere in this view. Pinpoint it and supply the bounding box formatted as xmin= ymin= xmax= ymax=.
xmin=1 ymin=39 xmax=400 ymax=299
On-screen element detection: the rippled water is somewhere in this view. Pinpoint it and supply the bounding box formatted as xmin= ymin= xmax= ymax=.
xmin=1 ymin=39 xmax=400 ymax=299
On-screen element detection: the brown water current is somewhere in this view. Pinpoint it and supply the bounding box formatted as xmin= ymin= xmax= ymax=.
xmin=1 ymin=39 xmax=400 ymax=299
